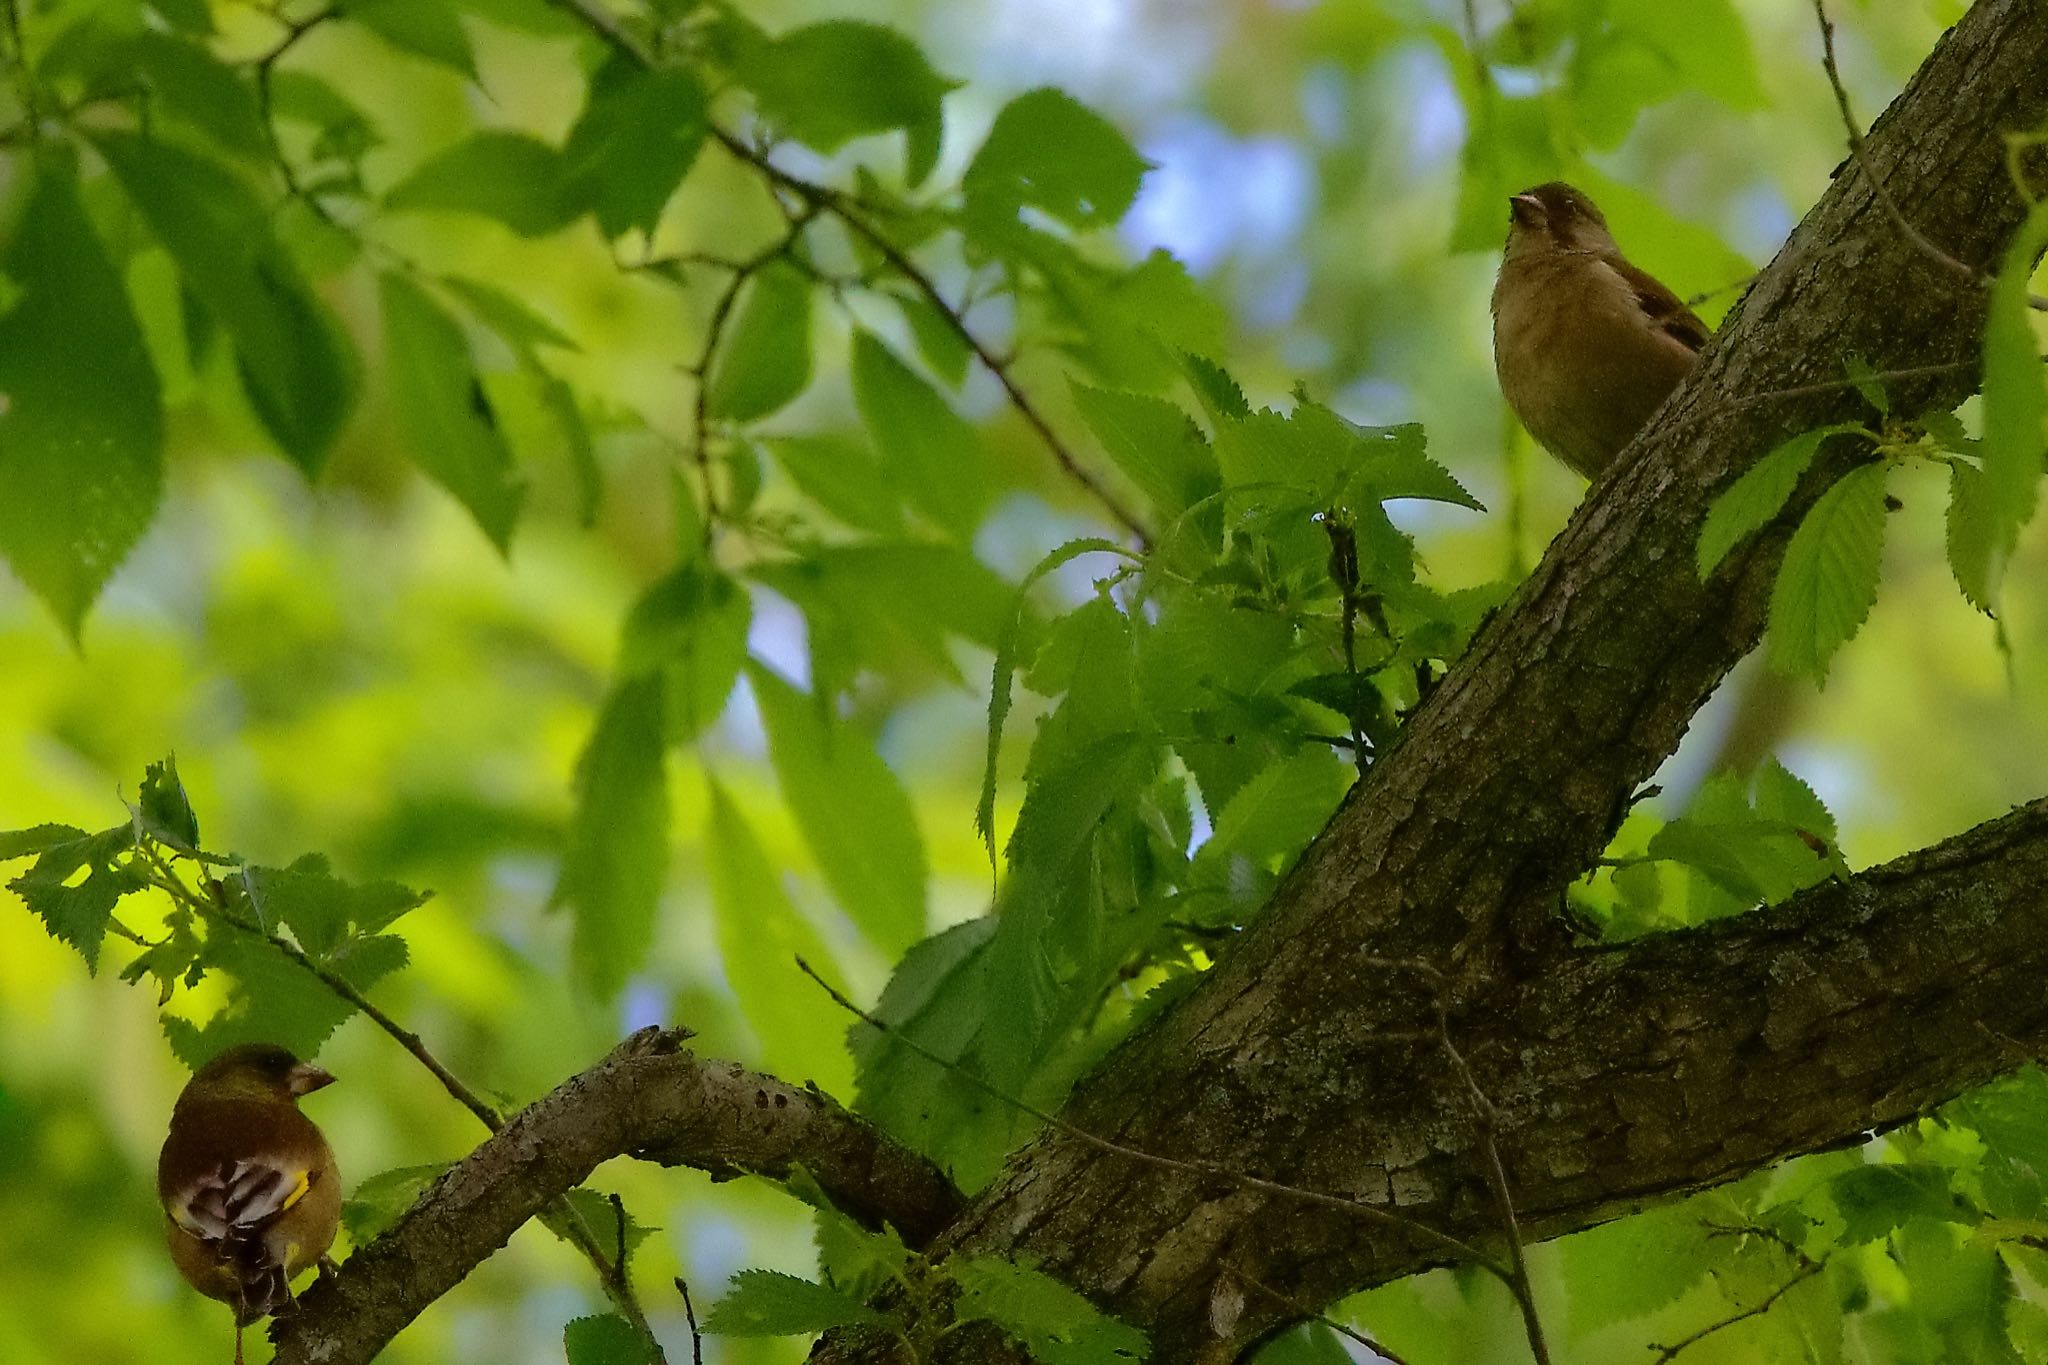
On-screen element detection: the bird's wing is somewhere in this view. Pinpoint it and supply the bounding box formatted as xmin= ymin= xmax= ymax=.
xmin=1609 ymin=256 xmax=1711 ymax=351
xmin=167 ymin=1155 xmax=317 ymax=1242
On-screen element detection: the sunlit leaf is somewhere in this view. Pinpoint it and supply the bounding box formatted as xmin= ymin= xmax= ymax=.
xmin=553 ymin=677 xmax=669 ymax=1001
xmin=344 ymin=0 xmax=478 ymax=79
xmin=1697 ymin=425 xmax=1860 ymax=578
xmin=700 ymin=1269 xmax=882 ymax=1337
xmin=97 ymin=132 xmax=356 ymax=473
xmin=964 ymin=87 xmax=1150 ymax=230
xmin=705 ymin=260 xmax=814 ymax=422
xmin=0 ymin=157 xmax=163 ymax=638
xmin=750 ymin=662 xmax=927 ymax=955
xmin=384 ymin=133 xmax=576 ymax=236
xmin=380 ymin=272 xmax=527 ymax=550
xmin=1978 ymin=198 xmax=2048 ymax=605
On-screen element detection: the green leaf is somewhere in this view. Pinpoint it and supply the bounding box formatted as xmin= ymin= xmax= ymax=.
xmin=1697 ymin=426 xmax=1855 ymax=578
xmin=129 ymin=32 xmax=269 ymax=159
xmin=617 ymin=564 xmax=751 ymax=742
xmin=851 ymin=331 xmax=989 ymax=533
xmin=96 ymin=133 xmax=356 ymax=473
xmin=241 ymin=853 xmax=427 ymax=954
xmin=977 ymin=539 xmax=1137 ymax=860
xmin=341 ymin=1162 xmax=450 ymax=1242
xmin=1189 ymin=747 xmax=1352 ymax=906
xmin=379 ymin=272 xmax=527 ymax=550
xmin=750 ymin=664 xmax=927 ymax=955
xmin=1767 ymin=463 xmax=1890 ymax=682
xmin=553 ymin=677 xmax=669 ymax=1000
xmin=0 ymin=825 xmax=91 ymax=861
xmin=138 ymin=755 xmax=201 ymax=851
xmin=543 ymin=1188 xmax=659 ymax=1264
xmin=1070 ymin=384 xmax=1220 ymax=521
xmin=767 ymin=435 xmax=905 ymax=534
xmin=964 ymin=88 xmax=1150 ymax=230
xmin=705 ymin=783 xmax=851 ymax=1092
xmin=443 ymin=277 xmax=579 ymax=356
xmin=700 ymin=1268 xmax=881 ymax=1337
xmin=384 ymin=133 xmax=576 ymax=236
xmin=704 ymin=260 xmax=814 ymax=422
xmin=7 ymin=825 xmax=143 ymax=972
xmin=1829 ymin=1165 xmax=1970 ymax=1244
xmin=1947 ymin=458 xmax=1998 ymax=615
xmin=1979 ymin=197 xmax=2048 ymax=606
xmin=893 ymin=291 xmax=971 ymax=388
xmin=1182 ymin=353 xmax=1250 ymax=423
xmin=952 ymin=1256 xmax=1151 ymax=1363
xmin=560 ymin=58 xmax=708 ymax=238
xmin=147 ymin=0 xmax=213 ymax=32
xmin=727 ymin=20 xmax=957 ymax=186
xmin=343 ymin=0 xmax=478 ymax=78
xmin=0 ymin=157 xmax=163 ymax=637
xmin=1559 ymin=1202 xmax=1725 ymax=1331
xmin=563 ymin=1314 xmax=656 ymax=1365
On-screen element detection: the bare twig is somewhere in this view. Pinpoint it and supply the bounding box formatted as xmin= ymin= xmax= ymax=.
xmin=675 ymin=1279 xmax=705 ymax=1365
xmin=252 ymin=7 xmax=340 ymax=214
xmin=1812 ymin=0 xmax=2048 ymax=312
xmin=794 ymin=956 xmax=1511 ymax=1278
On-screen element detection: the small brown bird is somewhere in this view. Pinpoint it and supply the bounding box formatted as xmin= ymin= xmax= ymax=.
xmin=159 ymin=1044 xmax=341 ymax=1363
xmin=1491 ymin=182 xmax=1710 ymax=480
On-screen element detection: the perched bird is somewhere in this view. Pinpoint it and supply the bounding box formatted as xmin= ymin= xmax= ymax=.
xmin=159 ymin=1044 xmax=341 ymax=1363
xmin=1491 ymin=182 xmax=1710 ymax=480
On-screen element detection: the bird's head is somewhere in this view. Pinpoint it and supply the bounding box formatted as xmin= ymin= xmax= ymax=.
xmin=182 ymin=1043 xmax=335 ymax=1106
xmin=1505 ymin=182 xmax=1618 ymax=257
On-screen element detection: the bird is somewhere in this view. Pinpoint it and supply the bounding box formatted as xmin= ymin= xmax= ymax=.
xmin=158 ymin=1043 xmax=342 ymax=1365
xmin=1491 ymin=182 xmax=1710 ymax=480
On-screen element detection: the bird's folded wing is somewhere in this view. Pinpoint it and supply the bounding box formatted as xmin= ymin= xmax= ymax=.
xmin=168 ymin=1158 xmax=313 ymax=1243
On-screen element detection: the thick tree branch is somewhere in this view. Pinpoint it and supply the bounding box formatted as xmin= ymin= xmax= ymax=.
xmin=270 ymin=1028 xmax=963 ymax=1365
xmin=805 ymin=0 xmax=2048 ymax=1358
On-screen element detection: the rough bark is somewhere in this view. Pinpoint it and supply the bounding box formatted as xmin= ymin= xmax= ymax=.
xmin=806 ymin=0 xmax=2048 ymax=1359
xmin=269 ymin=1030 xmax=962 ymax=1365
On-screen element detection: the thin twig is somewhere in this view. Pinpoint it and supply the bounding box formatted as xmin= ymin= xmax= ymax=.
xmin=252 ymin=7 xmax=340 ymax=214
xmin=1732 ymin=358 xmax=1977 ymax=406
xmin=1238 ymin=1269 xmax=1417 ymax=1365
xmin=794 ymin=956 xmax=1510 ymax=1278
xmin=1812 ymin=0 xmax=2048 ymax=312
xmin=675 ymin=1279 xmax=705 ymax=1365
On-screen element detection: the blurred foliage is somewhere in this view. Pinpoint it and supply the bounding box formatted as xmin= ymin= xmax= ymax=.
xmin=0 ymin=0 xmax=2045 ymax=1363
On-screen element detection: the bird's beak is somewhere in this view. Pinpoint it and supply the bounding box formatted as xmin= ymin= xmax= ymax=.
xmin=288 ymin=1062 xmax=335 ymax=1096
xmin=1509 ymin=192 xmax=1545 ymax=227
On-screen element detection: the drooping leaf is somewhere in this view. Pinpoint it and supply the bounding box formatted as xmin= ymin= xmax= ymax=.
xmin=0 ymin=157 xmax=164 ymax=637
xmin=552 ymin=677 xmax=669 ymax=1001
xmin=344 ymin=0 xmax=478 ymax=78
xmin=893 ymin=291 xmax=972 ymax=387
xmin=726 ymin=19 xmax=957 ymax=186
xmin=964 ymin=87 xmax=1150 ymax=230
xmin=1766 ymin=463 xmax=1890 ymax=682
xmin=705 ymin=784 xmax=851 ymax=1092
xmin=767 ymin=434 xmax=906 ymax=534
xmin=705 ymin=260 xmax=814 ymax=422
xmin=1697 ymin=426 xmax=1858 ymax=578
xmin=560 ymin=57 xmax=708 ymax=238
xmin=617 ymin=564 xmax=751 ymax=742
xmin=750 ymin=663 xmax=927 ymax=955
xmin=1978 ymin=198 xmax=2048 ymax=605
xmin=700 ymin=1269 xmax=882 ymax=1337
xmin=384 ymin=133 xmax=577 ymax=237
xmin=379 ymin=272 xmax=527 ymax=550
xmin=128 ymin=32 xmax=269 ymax=159
xmin=443 ymin=277 xmax=580 ymax=356
xmin=851 ymin=330 xmax=989 ymax=533
xmin=1946 ymin=459 xmax=1998 ymax=616
xmin=97 ymin=132 xmax=357 ymax=472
